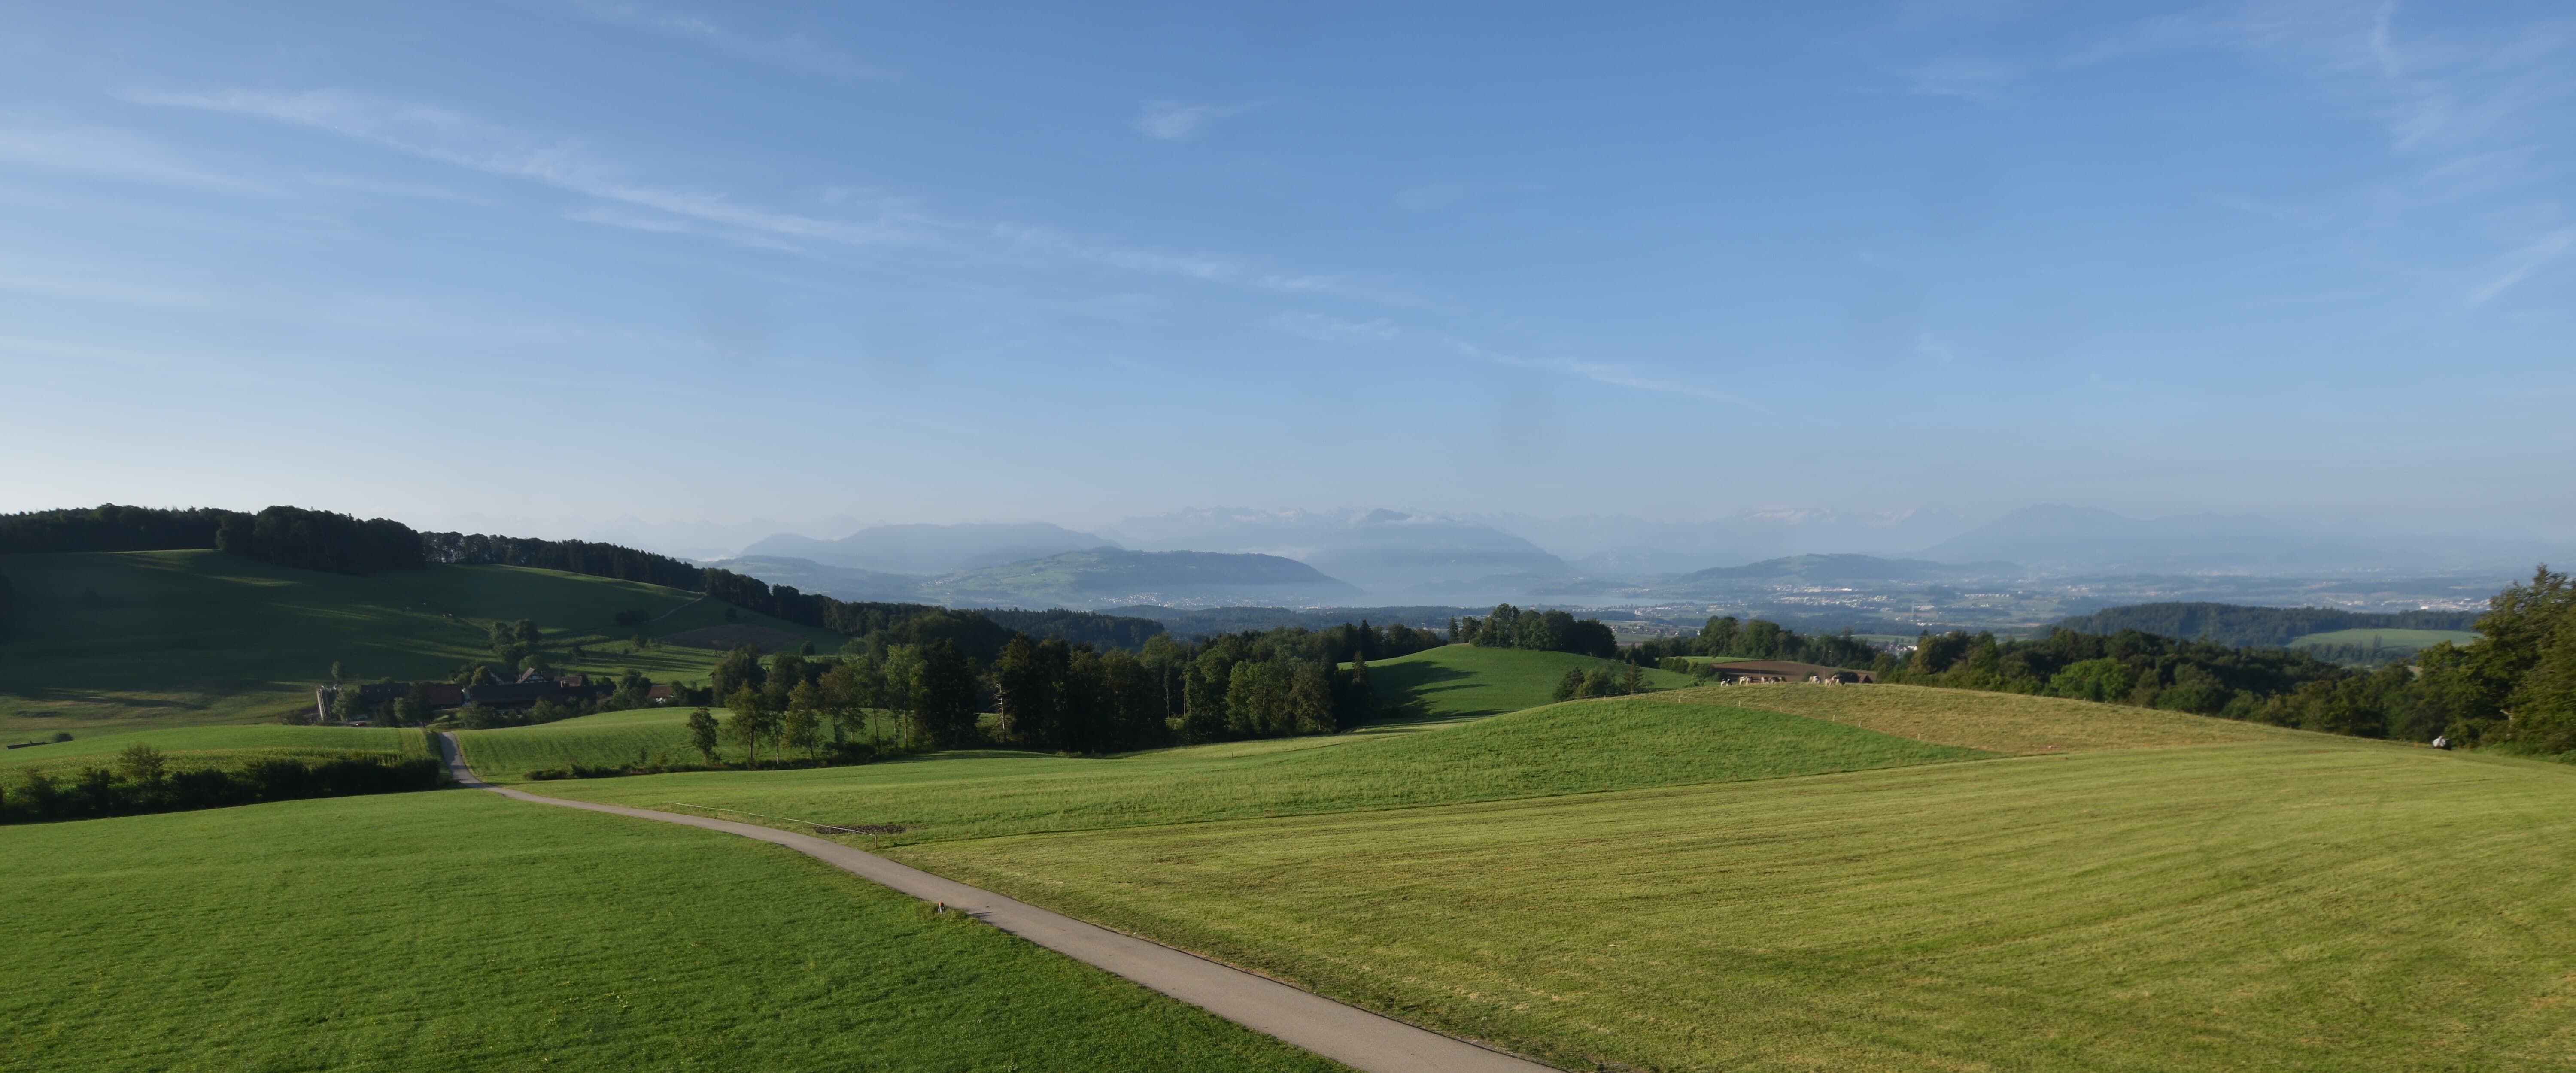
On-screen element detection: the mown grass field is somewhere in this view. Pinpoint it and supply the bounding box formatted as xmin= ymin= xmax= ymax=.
xmin=899 ymin=737 xmax=2576 ymax=1072
xmin=1684 ymin=681 xmax=2304 ymax=754
xmin=2290 ymin=627 xmax=2480 ymax=649
xmin=1360 ymin=644 xmax=1695 ymax=721
xmin=0 ymin=723 xmax=427 ymax=779
xmin=518 ymin=697 xmax=1984 ymax=845
xmin=0 ymin=550 xmax=841 ymax=734
xmin=0 ymin=788 xmax=1345 ymax=1073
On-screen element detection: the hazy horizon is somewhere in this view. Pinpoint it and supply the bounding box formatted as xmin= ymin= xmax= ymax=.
xmin=4 ymin=3 xmax=2571 ymax=534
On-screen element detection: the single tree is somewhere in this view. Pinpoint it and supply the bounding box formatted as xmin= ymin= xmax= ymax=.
xmin=686 ymin=707 xmax=721 ymax=763
xmin=116 ymin=742 xmax=167 ymax=785
xmin=781 ymin=706 xmax=820 ymax=762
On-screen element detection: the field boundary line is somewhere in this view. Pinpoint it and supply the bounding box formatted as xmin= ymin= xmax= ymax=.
xmin=435 ymin=733 xmax=1557 ymax=1073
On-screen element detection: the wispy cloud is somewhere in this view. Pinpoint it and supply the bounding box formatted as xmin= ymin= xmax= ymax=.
xmin=565 ymin=0 xmax=875 ymax=76
xmin=1440 ymin=337 xmax=1742 ymax=404
xmin=129 ymin=87 xmax=1397 ymax=303
xmin=1134 ymin=100 xmax=1264 ymax=142
xmin=1270 ymin=312 xmax=1400 ymax=345
xmin=0 ymin=116 xmax=264 ymax=193
xmin=130 ymin=87 xmax=936 ymax=252
xmin=1899 ymin=55 xmax=2018 ymax=103
xmin=2465 ymin=227 xmax=2575 ymax=306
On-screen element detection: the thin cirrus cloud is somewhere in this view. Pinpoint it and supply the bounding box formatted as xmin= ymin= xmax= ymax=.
xmin=1133 ymin=99 xmax=1264 ymax=141
xmin=2464 ymin=227 xmax=2575 ymax=307
xmin=1270 ymin=311 xmax=1400 ymax=345
xmin=0 ymin=116 xmax=267 ymax=193
xmin=125 ymin=87 xmax=1375 ymax=300
xmin=1270 ymin=311 xmax=1737 ymax=404
xmin=563 ymin=0 xmax=877 ymax=76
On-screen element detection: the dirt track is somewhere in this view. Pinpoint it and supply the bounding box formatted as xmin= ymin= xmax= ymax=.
xmin=437 ymin=733 xmax=1555 ymax=1073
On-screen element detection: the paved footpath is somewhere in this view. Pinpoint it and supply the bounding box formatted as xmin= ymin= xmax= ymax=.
xmin=437 ymin=734 xmax=1558 ymax=1073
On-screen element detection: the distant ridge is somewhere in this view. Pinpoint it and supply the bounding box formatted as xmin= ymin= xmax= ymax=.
xmin=929 ymin=547 xmax=1359 ymax=608
xmin=2057 ymin=602 xmax=2481 ymax=647
xmin=742 ymin=522 xmax=1110 ymax=576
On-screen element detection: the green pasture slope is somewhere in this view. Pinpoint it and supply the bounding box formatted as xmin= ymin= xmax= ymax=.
xmin=520 ymin=695 xmax=1981 ymax=844
xmin=0 ymin=724 xmax=427 ymax=780
xmin=0 ymin=550 xmax=841 ymax=735
xmin=901 ymin=713 xmax=2576 ymax=1073
xmin=456 ymin=707 xmax=915 ymax=779
xmin=2290 ymin=627 xmax=2479 ymax=650
xmin=1360 ymin=643 xmax=1694 ymax=721
xmin=0 ymin=790 xmax=1340 ymax=1073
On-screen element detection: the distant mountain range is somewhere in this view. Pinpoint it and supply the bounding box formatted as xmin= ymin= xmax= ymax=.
xmin=1923 ymin=505 xmax=2570 ymax=575
xmin=741 ymin=522 xmax=1109 ymax=575
xmin=714 ymin=547 xmax=1359 ymax=610
xmin=709 ymin=504 xmax=2564 ymax=612
xmin=1103 ymin=508 xmax=1573 ymax=598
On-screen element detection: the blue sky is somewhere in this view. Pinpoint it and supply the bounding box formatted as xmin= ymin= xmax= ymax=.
xmin=2 ymin=1 xmax=2570 ymax=539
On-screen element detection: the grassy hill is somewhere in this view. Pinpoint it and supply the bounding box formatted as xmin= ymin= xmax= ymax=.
xmin=1361 ymin=643 xmax=1695 ymax=721
xmin=2290 ymin=627 xmax=2479 ymax=650
xmin=895 ymin=699 xmax=2576 ymax=1072
xmin=0 ymin=789 xmax=1342 ymax=1072
xmin=0 ymin=550 xmax=842 ymax=734
xmin=513 ymin=696 xmax=1982 ymax=844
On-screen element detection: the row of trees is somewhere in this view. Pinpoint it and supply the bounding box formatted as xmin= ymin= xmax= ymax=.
xmin=1628 ymin=616 xmax=1885 ymax=668
xmin=215 ymin=506 xmax=424 ymax=575
xmin=0 ymin=504 xmax=241 ymax=554
xmin=0 ymin=743 xmax=445 ymax=823
xmin=1888 ymin=568 xmax=2576 ymax=752
xmin=1453 ymin=604 xmax=1618 ymax=658
xmin=663 ymin=618 xmax=1443 ymax=763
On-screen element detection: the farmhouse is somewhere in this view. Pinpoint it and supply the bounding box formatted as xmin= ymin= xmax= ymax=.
xmin=1706 ymin=660 xmax=1875 ymax=685
xmin=313 ymin=670 xmax=614 ymax=721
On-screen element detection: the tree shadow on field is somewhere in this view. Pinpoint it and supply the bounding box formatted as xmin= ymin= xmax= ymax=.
xmin=1359 ymin=662 xmax=1504 ymax=728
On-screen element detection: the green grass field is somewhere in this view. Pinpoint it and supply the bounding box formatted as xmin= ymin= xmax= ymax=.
xmin=0 ymin=723 xmax=427 ymax=779
xmin=1361 ymin=644 xmax=1695 ymax=721
xmin=517 ymin=696 xmax=1983 ymax=845
xmin=0 ymin=550 xmax=842 ymax=734
xmin=454 ymin=706 xmax=916 ymax=779
xmin=899 ymin=737 xmax=2576 ymax=1072
xmin=0 ymin=788 xmax=1343 ymax=1073
xmin=2290 ymin=627 xmax=2480 ymax=649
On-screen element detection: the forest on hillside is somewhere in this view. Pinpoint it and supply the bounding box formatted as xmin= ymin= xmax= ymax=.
xmin=2057 ymin=602 xmax=2479 ymax=647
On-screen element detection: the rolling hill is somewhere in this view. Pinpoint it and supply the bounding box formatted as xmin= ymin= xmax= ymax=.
xmin=741 ymin=522 xmax=1111 ymax=575
xmin=0 ymin=550 xmax=842 ymax=734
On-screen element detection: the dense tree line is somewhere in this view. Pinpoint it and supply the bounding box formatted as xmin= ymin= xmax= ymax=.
xmin=0 ymin=504 xmax=245 ymax=554
xmin=2056 ymin=602 xmax=2478 ymax=647
xmin=0 ymin=743 xmax=444 ymax=823
xmin=981 ymin=608 xmax=1166 ymax=650
xmin=1453 ymin=604 xmax=1618 ymax=658
xmin=1628 ymin=616 xmax=1884 ymax=669
xmin=1149 ymin=606 xmax=1466 ymax=637
xmin=215 ymin=506 xmax=423 ymax=575
xmin=420 ymin=530 xmax=706 ymax=589
xmin=0 ymin=568 xmax=12 ymax=642
xmin=635 ymin=618 xmax=1440 ymax=768
xmin=2413 ymin=567 xmax=2576 ymax=753
xmin=1889 ymin=571 xmax=2576 ymax=751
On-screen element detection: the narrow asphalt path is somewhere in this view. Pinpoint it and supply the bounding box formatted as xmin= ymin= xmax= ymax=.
xmin=436 ymin=733 xmax=1557 ymax=1073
